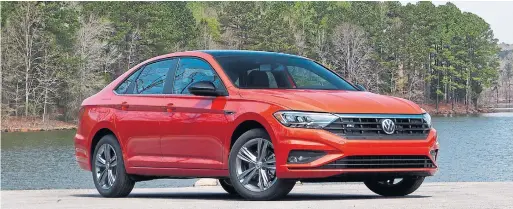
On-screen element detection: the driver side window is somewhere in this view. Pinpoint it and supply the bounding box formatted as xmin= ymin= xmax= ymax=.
xmin=173 ymin=58 xmax=223 ymax=95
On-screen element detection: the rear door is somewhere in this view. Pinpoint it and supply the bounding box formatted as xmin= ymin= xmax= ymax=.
xmin=160 ymin=57 xmax=230 ymax=169
xmin=114 ymin=58 xmax=178 ymax=168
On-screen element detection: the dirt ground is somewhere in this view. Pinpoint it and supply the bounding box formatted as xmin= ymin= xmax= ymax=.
xmin=1 ymin=117 xmax=76 ymax=132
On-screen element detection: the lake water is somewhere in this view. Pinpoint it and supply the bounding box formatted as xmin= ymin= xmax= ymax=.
xmin=2 ymin=113 xmax=512 ymax=190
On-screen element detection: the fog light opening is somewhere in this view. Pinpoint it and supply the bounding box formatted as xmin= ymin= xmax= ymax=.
xmin=287 ymin=150 xmax=326 ymax=164
xmin=430 ymin=149 xmax=438 ymax=161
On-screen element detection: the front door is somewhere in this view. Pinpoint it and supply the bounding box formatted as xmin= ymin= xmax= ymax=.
xmin=160 ymin=57 xmax=230 ymax=169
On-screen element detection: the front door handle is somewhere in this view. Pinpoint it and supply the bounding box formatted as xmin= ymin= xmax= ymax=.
xmin=166 ymin=103 xmax=174 ymax=113
xmin=121 ymin=102 xmax=129 ymax=111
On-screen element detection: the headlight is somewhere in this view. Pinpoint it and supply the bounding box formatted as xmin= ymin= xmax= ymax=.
xmin=423 ymin=112 xmax=432 ymax=127
xmin=273 ymin=111 xmax=338 ymax=129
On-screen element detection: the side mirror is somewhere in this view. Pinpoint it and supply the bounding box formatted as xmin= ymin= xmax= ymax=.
xmin=355 ymin=84 xmax=366 ymax=91
xmin=188 ymin=81 xmax=225 ymax=96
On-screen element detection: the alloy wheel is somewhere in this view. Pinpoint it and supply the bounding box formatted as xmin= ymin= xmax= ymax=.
xmin=95 ymin=144 xmax=118 ymax=190
xmin=235 ymin=138 xmax=276 ymax=192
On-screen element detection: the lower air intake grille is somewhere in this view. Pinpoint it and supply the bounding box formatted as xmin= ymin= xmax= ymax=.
xmin=320 ymin=155 xmax=435 ymax=169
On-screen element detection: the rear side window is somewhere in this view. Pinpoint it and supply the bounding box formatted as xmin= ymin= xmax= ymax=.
xmin=172 ymin=58 xmax=223 ymax=94
xmin=115 ymin=70 xmax=141 ymax=94
xmin=115 ymin=59 xmax=178 ymax=95
xmin=132 ymin=59 xmax=176 ymax=94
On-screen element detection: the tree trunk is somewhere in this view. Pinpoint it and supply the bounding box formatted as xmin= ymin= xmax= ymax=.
xmin=508 ymin=79 xmax=511 ymax=104
xmin=15 ymin=83 xmax=19 ymax=116
xmin=466 ymin=68 xmax=470 ymax=113
xmin=42 ymin=47 xmax=48 ymax=123
xmin=43 ymin=86 xmax=48 ymax=123
xmin=436 ymin=70 xmax=440 ymax=113
xmin=496 ymin=84 xmax=499 ymax=107
xmin=444 ymin=71 xmax=448 ymax=104
xmin=23 ymin=4 xmax=34 ymax=117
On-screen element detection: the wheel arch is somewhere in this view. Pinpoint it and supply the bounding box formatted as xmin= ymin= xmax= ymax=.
xmin=228 ymin=112 xmax=280 ymax=155
xmin=90 ymin=128 xmax=115 ymax=162
xmin=230 ymin=120 xmax=266 ymax=149
xmin=89 ymin=121 xmax=122 ymax=165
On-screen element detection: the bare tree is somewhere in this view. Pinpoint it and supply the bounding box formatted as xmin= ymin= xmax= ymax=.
xmin=5 ymin=2 xmax=42 ymax=116
xmin=314 ymin=28 xmax=330 ymax=65
xmin=504 ymin=55 xmax=513 ymax=104
xmin=34 ymin=46 xmax=60 ymax=122
xmin=219 ymin=29 xmax=240 ymax=50
xmin=1 ymin=27 xmax=25 ymax=117
xmin=287 ymin=7 xmax=310 ymax=57
xmin=330 ymin=23 xmax=378 ymax=90
xmin=66 ymin=15 xmax=120 ymax=118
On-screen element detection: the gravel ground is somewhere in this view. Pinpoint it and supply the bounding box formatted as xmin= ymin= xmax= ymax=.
xmin=2 ymin=182 xmax=512 ymax=209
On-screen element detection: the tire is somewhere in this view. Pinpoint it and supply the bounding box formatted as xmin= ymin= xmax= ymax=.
xmin=92 ymin=134 xmax=135 ymax=197
xmin=219 ymin=179 xmax=238 ymax=195
xmin=228 ymin=128 xmax=296 ymax=200
xmin=364 ymin=177 xmax=425 ymax=196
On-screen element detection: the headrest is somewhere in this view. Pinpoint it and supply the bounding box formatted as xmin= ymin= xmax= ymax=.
xmin=247 ymin=71 xmax=269 ymax=88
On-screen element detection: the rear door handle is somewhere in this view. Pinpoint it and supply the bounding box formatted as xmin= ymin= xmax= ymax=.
xmin=121 ymin=102 xmax=129 ymax=111
xmin=166 ymin=103 xmax=174 ymax=113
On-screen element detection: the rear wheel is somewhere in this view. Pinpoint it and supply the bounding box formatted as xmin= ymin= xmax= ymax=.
xmin=92 ymin=134 xmax=135 ymax=197
xmin=364 ymin=177 xmax=424 ymax=196
xmin=228 ymin=128 xmax=295 ymax=200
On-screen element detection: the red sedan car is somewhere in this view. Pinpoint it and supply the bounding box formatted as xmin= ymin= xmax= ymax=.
xmin=75 ymin=50 xmax=438 ymax=200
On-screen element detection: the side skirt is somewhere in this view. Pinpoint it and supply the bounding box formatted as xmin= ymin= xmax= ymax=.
xmin=126 ymin=167 xmax=229 ymax=179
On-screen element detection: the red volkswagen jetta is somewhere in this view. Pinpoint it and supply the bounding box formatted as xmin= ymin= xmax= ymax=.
xmin=75 ymin=50 xmax=438 ymax=200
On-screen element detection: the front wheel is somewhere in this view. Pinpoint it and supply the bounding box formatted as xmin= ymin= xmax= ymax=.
xmin=228 ymin=128 xmax=295 ymax=200
xmin=364 ymin=177 xmax=425 ymax=196
xmin=219 ymin=179 xmax=238 ymax=195
xmin=92 ymin=134 xmax=135 ymax=197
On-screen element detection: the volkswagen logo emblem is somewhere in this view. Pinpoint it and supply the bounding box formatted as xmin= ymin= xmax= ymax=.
xmin=381 ymin=119 xmax=396 ymax=135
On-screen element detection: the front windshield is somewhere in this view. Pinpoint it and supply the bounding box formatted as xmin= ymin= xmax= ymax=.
xmin=214 ymin=55 xmax=357 ymax=91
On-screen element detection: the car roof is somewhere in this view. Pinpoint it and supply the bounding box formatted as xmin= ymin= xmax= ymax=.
xmin=199 ymin=50 xmax=306 ymax=59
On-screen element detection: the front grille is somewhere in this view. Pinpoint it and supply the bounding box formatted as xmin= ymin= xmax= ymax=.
xmin=324 ymin=115 xmax=430 ymax=139
xmin=320 ymin=155 xmax=435 ymax=169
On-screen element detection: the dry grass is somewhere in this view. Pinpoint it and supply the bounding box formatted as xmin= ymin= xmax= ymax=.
xmin=1 ymin=117 xmax=76 ymax=132
xmin=420 ymin=103 xmax=491 ymax=115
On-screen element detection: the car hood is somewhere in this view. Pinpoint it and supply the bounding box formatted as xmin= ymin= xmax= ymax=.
xmin=238 ymin=89 xmax=423 ymax=114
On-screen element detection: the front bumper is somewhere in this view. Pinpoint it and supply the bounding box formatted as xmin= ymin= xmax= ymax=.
xmin=273 ymin=126 xmax=439 ymax=179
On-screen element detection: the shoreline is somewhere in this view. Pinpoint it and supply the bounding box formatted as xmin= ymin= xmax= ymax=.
xmin=2 ymin=126 xmax=77 ymax=133
xmin=1 ymin=117 xmax=76 ymax=133
xmin=419 ymin=103 xmax=494 ymax=116
xmin=0 ymin=107 xmax=495 ymax=133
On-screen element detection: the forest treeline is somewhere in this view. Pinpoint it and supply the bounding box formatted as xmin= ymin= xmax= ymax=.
xmin=1 ymin=1 xmax=512 ymax=122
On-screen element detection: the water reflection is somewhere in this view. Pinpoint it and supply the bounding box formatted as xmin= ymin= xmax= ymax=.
xmin=1 ymin=113 xmax=512 ymax=190
xmin=1 ymin=131 xmax=195 ymax=190
xmin=429 ymin=113 xmax=513 ymax=182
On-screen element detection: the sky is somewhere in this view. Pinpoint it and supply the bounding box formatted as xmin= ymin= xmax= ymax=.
xmin=402 ymin=1 xmax=513 ymax=44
